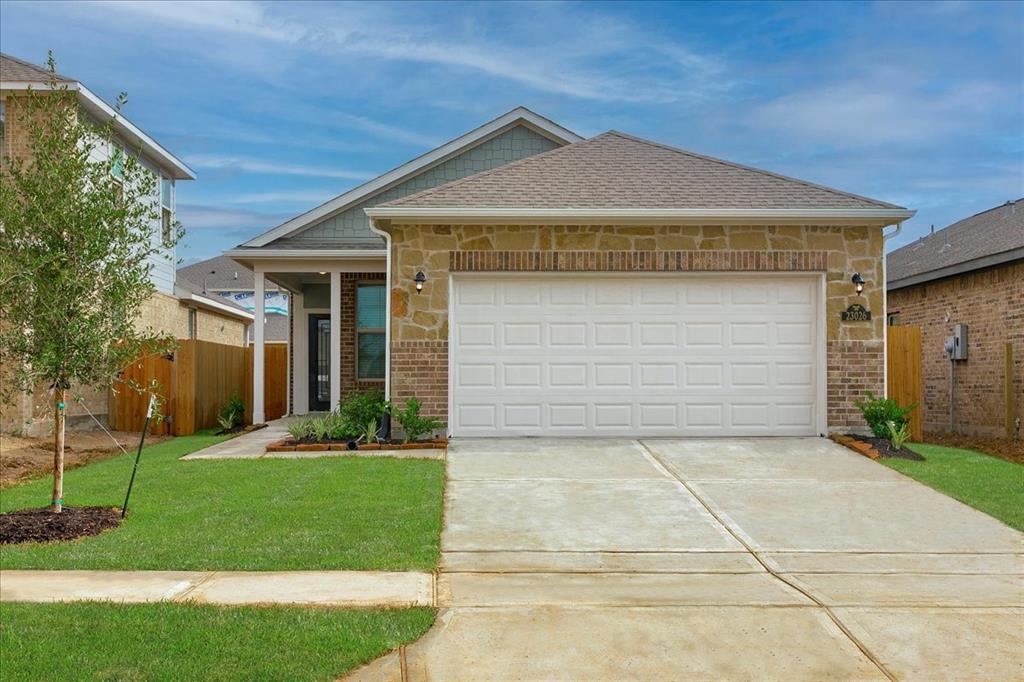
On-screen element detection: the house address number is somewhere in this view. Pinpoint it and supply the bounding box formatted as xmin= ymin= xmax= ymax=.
xmin=841 ymin=304 xmax=872 ymax=322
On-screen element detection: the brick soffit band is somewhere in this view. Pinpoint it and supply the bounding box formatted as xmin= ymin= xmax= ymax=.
xmin=449 ymin=250 xmax=829 ymax=272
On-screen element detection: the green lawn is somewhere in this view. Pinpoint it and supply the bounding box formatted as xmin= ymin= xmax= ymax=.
xmin=884 ymin=443 xmax=1024 ymax=531
xmin=0 ymin=601 xmax=434 ymax=681
xmin=1 ymin=430 xmax=444 ymax=570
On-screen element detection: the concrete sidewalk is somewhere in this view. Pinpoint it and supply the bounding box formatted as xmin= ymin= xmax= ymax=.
xmin=0 ymin=570 xmax=433 ymax=608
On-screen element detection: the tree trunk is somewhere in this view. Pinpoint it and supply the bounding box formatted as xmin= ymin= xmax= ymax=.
xmin=51 ymin=387 xmax=66 ymax=513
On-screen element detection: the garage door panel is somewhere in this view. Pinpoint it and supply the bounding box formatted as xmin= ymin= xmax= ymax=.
xmin=451 ymin=276 xmax=820 ymax=437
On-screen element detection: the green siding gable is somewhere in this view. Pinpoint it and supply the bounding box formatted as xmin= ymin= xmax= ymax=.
xmin=278 ymin=125 xmax=559 ymax=245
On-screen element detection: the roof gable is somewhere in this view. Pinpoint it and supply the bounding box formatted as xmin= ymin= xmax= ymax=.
xmin=887 ymin=199 xmax=1024 ymax=287
xmin=240 ymin=107 xmax=581 ymax=248
xmin=381 ymin=131 xmax=905 ymax=212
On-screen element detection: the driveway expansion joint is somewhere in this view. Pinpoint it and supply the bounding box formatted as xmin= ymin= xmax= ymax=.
xmin=636 ymin=439 xmax=899 ymax=682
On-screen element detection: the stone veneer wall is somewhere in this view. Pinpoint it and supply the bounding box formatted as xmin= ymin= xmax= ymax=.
xmin=384 ymin=224 xmax=885 ymax=430
xmin=887 ymin=260 xmax=1023 ymax=437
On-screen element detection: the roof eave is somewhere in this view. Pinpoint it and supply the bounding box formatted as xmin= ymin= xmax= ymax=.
xmin=174 ymin=286 xmax=254 ymax=321
xmin=364 ymin=207 xmax=916 ymax=226
xmin=887 ymin=246 xmax=1024 ymax=291
xmin=1 ymin=81 xmax=196 ymax=180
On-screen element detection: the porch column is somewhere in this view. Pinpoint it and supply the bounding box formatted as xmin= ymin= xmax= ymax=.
xmin=329 ymin=271 xmax=342 ymax=410
xmin=252 ymin=269 xmax=266 ymax=423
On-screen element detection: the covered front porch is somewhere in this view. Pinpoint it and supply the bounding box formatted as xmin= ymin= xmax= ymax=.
xmin=226 ymin=250 xmax=387 ymax=422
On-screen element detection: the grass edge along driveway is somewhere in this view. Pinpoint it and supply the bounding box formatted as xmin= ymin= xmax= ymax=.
xmin=1 ymin=429 xmax=444 ymax=571
xmin=885 ymin=442 xmax=1024 ymax=531
xmin=0 ymin=601 xmax=435 ymax=682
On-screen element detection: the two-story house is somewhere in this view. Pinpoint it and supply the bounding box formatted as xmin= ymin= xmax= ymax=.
xmin=0 ymin=53 xmax=252 ymax=435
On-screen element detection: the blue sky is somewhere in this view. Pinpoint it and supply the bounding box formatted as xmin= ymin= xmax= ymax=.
xmin=2 ymin=0 xmax=1021 ymax=264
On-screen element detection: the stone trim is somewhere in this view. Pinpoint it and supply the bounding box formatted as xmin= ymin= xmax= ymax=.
xmin=450 ymin=250 xmax=828 ymax=272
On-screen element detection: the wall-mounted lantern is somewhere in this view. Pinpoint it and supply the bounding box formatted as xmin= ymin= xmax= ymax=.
xmin=414 ymin=270 xmax=426 ymax=293
xmin=851 ymin=272 xmax=865 ymax=295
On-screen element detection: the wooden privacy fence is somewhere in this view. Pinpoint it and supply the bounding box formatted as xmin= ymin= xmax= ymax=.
xmin=886 ymin=325 xmax=924 ymax=442
xmin=109 ymin=340 xmax=287 ymax=436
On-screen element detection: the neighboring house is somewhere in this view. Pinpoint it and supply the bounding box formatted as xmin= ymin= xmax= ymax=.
xmin=177 ymin=255 xmax=288 ymax=343
xmin=0 ymin=53 xmax=251 ymax=435
xmin=230 ymin=107 xmax=913 ymax=437
xmin=887 ymin=199 xmax=1023 ymax=438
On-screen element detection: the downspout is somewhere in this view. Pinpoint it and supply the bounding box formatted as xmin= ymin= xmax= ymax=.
xmin=881 ymin=221 xmax=904 ymax=399
xmin=368 ymin=217 xmax=392 ymax=402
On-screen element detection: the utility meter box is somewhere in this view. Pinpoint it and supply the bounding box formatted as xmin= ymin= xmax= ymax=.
xmin=951 ymin=323 xmax=968 ymax=360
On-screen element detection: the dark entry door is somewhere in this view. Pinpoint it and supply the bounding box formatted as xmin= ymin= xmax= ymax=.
xmin=308 ymin=314 xmax=331 ymax=411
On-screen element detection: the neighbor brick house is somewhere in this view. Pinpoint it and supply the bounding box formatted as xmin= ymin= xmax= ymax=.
xmin=230 ymin=108 xmax=913 ymax=436
xmin=887 ymin=199 xmax=1023 ymax=438
xmin=0 ymin=53 xmax=251 ymax=435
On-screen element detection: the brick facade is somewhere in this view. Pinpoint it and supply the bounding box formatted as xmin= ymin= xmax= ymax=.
xmin=887 ymin=260 xmax=1023 ymax=437
xmin=338 ymin=273 xmax=387 ymax=396
xmin=384 ymin=223 xmax=886 ymax=430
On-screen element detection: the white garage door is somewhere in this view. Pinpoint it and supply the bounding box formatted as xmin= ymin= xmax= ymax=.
xmin=450 ymin=275 xmax=823 ymax=437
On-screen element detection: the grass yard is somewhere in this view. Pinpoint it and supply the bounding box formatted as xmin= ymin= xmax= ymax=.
xmin=884 ymin=443 xmax=1024 ymax=531
xmin=0 ymin=601 xmax=434 ymax=681
xmin=0 ymin=430 xmax=444 ymax=570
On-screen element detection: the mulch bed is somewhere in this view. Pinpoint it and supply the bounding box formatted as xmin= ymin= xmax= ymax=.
xmin=0 ymin=506 xmax=122 ymax=545
xmin=851 ymin=435 xmax=925 ymax=461
xmin=267 ymin=438 xmax=448 ymax=453
xmin=215 ymin=423 xmax=269 ymax=436
xmin=922 ymin=432 xmax=1024 ymax=465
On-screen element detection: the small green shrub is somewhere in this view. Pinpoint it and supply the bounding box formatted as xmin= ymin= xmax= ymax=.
xmin=286 ymin=418 xmax=313 ymax=441
xmin=886 ymin=420 xmax=911 ymax=450
xmin=392 ymin=397 xmax=444 ymax=443
xmin=361 ymin=418 xmax=379 ymax=444
xmin=217 ymin=392 xmax=245 ymax=431
xmin=854 ymin=391 xmax=916 ymax=438
xmin=338 ymin=388 xmax=389 ymax=432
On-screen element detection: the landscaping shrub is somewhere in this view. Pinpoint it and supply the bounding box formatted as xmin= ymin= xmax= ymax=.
xmin=886 ymin=420 xmax=911 ymax=450
xmin=217 ymin=392 xmax=245 ymax=431
xmin=854 ymin=391 xmax=916 ymax=438
xmin=287 ymin=417 xmax=314 ymax=441
xmin=392 ymin=398 xmax=444 ymax=443
xmin=338 ymin=389 xmax=389 ymax=431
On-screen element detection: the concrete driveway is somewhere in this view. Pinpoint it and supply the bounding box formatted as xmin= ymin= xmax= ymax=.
xmin=351 ymin=438 xmax=1024 ymax=681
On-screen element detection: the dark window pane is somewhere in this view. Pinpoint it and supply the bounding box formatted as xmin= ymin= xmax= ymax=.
xmin=357 ymin=284 xmax=385 ymax=329
xmin=358 ymin=332 xmax=385 ymax=379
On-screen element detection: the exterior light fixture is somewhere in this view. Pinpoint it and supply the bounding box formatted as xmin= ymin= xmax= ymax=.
xmin=414 ymin=270 xmax=426 ymax=293
xmin=851 ymin=272 xmax=865 ymax=295
xmin=318 ymin=271 xmax=327 ymax=275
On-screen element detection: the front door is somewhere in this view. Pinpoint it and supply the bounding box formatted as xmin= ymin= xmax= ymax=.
xmin=308 ymin=314 xmax=331 ymax=411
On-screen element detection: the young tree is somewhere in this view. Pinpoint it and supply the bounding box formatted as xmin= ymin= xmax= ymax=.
xmin=0 ymin=54 xmax=181 ymax=512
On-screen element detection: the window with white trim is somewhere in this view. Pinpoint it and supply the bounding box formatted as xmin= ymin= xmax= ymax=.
xmin=356 ymin=283 xmax=385 ymax=380
xmin=160 ymin=176 xmax=173 ymax=245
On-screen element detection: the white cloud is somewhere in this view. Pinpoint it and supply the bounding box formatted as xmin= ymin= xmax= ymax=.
xmin=188 ymin=154 xmax=373 ymax=180
xmin=229 ymin=189 xmax=340 ymax=204
xmin=751 ymin=78 xmax=1003 ymax=146
xmin=92 ymin=0 xmax=730 ymax=104
xmin=177 ymin=203 xmax=287 ymax=230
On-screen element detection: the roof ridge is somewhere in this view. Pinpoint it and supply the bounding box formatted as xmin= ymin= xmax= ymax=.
xmin=602 ymin=130 xmax=904 ymax=210
xmin=385 ymin=131 xmax=595 ymax=208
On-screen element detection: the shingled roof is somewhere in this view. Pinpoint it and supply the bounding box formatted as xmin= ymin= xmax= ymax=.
xmin=887 ymin=199 xmax=1024 ymax=289
xmin=380 ymin=131 xmax=905 ymax=211
xmin=0 ymin=53 xmax=73 ymax=82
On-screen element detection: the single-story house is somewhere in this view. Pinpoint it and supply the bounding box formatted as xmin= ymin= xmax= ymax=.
xmin=887 ymin=199 xmax=1023 ymax=438
xmin=178 ymin=255 xmax=288 ymax=344
xmin=228 ymin=107 xmax=914 ymax=437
